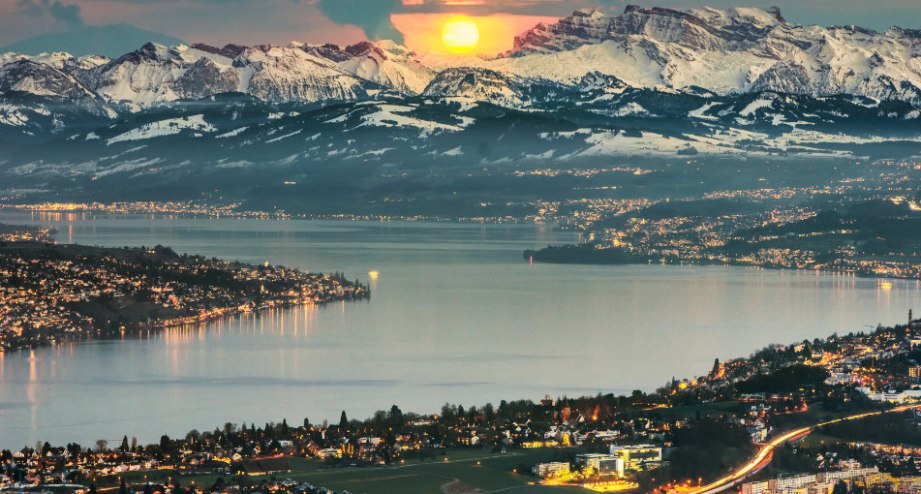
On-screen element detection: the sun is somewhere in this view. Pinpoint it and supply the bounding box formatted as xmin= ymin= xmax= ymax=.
xmin=442 ymin=16 xmax=480 ymax=53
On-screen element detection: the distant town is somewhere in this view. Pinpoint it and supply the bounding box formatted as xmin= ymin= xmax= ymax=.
xmin=5 ymin=159 xmax=921 ymax=281
xmin=527 ymin=194 xmax=921 ymax=280
xmin=4 ymin=290 xmax=921 ymax=493
xmin=0 ymin=224 xmax=368 ymax=351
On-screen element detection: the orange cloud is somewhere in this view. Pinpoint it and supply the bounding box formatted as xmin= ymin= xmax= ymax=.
xmin=392 ymin=13 xmax=557 ymax=56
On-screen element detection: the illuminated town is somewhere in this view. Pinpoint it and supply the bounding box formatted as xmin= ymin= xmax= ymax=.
xmin=2 ymin=1 xmax=921 ymax=493
xmin=0 ymin=229 xmax=368 ymax=351
xmin=3 ymin=299 xmax=921 ymax=493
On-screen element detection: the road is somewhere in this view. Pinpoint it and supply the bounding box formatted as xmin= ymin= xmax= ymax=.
xmin=688 ymin=404 xmax=921 ymax=494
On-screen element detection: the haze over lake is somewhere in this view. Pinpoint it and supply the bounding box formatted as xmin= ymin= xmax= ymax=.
xmin=0 ymin=211 xmax=918 ymax=447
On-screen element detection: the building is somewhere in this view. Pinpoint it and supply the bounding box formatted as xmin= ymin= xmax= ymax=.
xmin=741 ymin=467 xmax=880 ymax=494
xmin=317 ymin=448 xmax=341 ymax=459
xmin=910 ymin=366 xmax=921 ymax=382
xmin=532 ymin=462 xmax=571 ymax=479
xmin=576 ymin=453 xmax=626 ymax=478
xmin=859 ymin=387 xmax=921 ymax=403
xmin=240 ymin=457 xmax=291 ymax=476
xmin=608 ymin=444 xmax=663 ymax=472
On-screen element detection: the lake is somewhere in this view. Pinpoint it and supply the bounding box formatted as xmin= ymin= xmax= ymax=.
xmin=0 ymin=210 xmax=918 ymax=447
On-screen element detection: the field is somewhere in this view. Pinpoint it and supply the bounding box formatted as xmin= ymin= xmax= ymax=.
xmin=101 ymin=449 xmax=588 ymax=494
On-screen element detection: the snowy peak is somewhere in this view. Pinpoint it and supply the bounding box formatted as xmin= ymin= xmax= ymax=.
xmin=511 ymin=5 xmax=789 ymax=55
xmin=509 ymin=8 xmax=611 ymax=56
xmin=498 ymin=6 xmax=921 ymax=104
xmin=307 ymin=40 xmax=435 ymax=94
xmin=0 ymin=59 xmax=97 ymax=101
xmin=3 ymin=6 xmax=921 ymax=112
xmin=189 ymin=43 xmax=248 ymax=60
xmin=423 ymin=68 xmax=526 ymax=107
xmin=613 ymin=5 xmax=784 ymax=50
xmin=241 ymin=44 xmax=373 ymax=102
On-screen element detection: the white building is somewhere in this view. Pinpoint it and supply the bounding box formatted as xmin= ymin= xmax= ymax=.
xmin=741 ymin=467 xmax=879 ymax=494
xmin=609 ymin=444 xmax=663 ymax=472
xmin=859 ymin=387 xmax=921 ymax=403
xmin=576 ymin=453 xmax=626 ymax=477
xmin=532 ymin=462 xmax=571 ymax=479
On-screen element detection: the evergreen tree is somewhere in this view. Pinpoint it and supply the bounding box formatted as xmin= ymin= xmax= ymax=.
xmin=389 ymin=405 xmax=403 ymax=428
xmin=484 ymin=403 xmax=496 ymax=422
xmin=339 ymin=411 xmax=349 ymax=432
xmin=159 ymin=435 xmax=171 ymax=452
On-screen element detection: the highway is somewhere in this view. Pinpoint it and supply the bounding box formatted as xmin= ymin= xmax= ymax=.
xmin=687 ymin=404 xmax=921 ymax=494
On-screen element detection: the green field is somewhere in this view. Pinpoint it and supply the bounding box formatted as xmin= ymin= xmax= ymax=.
xmin=102 ymin=449 xmax=588 ymax=494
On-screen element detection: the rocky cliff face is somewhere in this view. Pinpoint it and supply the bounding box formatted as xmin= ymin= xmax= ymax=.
xmin=1 ymin=6 xmax=921 ymax=112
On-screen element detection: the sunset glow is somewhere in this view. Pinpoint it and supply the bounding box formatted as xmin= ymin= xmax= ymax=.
xmin=441 ymin=16 xmax=480 ymax=53
xmin=392 ymin=13 xmax=559 ymax=56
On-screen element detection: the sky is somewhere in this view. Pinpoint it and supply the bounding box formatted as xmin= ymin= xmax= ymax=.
xmin=2 ymin=0 xmax=921 ymax=56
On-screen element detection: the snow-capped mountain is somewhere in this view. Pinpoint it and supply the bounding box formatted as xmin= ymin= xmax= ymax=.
xmin=3 ymin=5 xmax=921 ymax=111
xmin=501 ymin=6 xmax=921 ymax=102
xmin=2 ymin=4 xmax=921 ymax=186
xmin=422 ymin=68 xmax=527 ymax=108
xmin=67 ymin=42 xmax=378 ymax=108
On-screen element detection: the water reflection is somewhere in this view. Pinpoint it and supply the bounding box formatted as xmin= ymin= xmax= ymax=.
xmin=0 ymin=211 xmax=918 ymax=448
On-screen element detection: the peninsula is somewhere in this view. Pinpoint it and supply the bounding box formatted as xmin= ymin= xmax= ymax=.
xmin=0 ymin=225 xmax=369 ymax=351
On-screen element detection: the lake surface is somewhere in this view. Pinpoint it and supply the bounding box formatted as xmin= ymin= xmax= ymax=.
xmin=1 ymin=210 xmax=919 ymax=448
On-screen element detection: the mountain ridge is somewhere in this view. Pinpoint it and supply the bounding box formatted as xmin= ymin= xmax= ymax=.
xmin=1 ymin=5 xmax=921 ymax=195
xmin=2 ymin=6 xmax=921 ymax=111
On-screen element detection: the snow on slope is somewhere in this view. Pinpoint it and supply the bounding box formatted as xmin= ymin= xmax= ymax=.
xmin=2 ymin=6 xmax=921 ymax=112
xmin=106 ymin=114 xmax=215 ymax=144
xmin=355 ymin=103 xmax=462 ymax=137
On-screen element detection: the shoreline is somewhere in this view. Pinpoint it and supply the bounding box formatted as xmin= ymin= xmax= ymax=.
xmin=525 ymin=245 xmax=921 ymax=282
xmin=0 ymin=241 xmax=370 ymax=353
xmin=0 ymin=203 xmax=552 ymax=226
xmin=0 ymin=296 xmax=368 ymax=354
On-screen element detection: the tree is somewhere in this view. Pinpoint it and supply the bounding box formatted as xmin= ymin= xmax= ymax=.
xmin=159 ymin=435 xmax=171 ymax=452
xmin=66 ymin=443 xmax=82 ymax=457
xmin=711 ymin=358 xmax=721 ymax=377
xmin=498 ymin=400 xmax=509 ymax=419
xmin=484 ymin=403 xmax=496 ymax=422
xmin=185 ymin=430 xmax=200 ymax=445
xmin=833 ymin=481 xmax=848 ymax=494
xmin=120 ymin=435 xmax=129 ymax=453
xmin=303 ymin=417 xmax=311 ymax=429
xmin=389 ymin=405 xmax=403 ymax=428
xmin=339 ymin=411 xmax=349 ymax=432
xmin=441 ymin=404 xmax=456 ymax=423
xmin=95 ymin=439 xmax=108 ymax=452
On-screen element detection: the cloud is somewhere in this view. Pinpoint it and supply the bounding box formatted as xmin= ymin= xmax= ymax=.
xmin=318 ymin=0 xmax=405 ymax=44
xmin=16 ymin=0 xmax=84 ymax=29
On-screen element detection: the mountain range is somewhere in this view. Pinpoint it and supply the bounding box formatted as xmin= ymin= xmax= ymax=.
xmin=1 ymin=6 xmax=921 ymax=205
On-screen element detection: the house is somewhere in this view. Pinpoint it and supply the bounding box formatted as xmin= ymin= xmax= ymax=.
xmin=240 ymin=458 xmax=291 ymax=476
